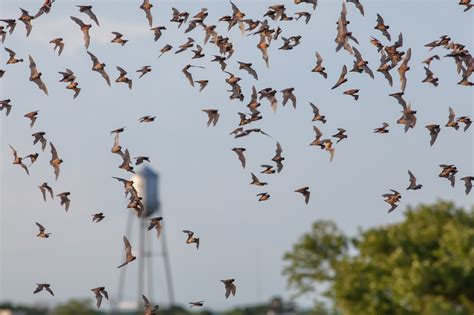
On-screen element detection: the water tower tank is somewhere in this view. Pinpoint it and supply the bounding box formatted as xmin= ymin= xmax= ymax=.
xmin=133 ymin=166 xmax=160 ymax=217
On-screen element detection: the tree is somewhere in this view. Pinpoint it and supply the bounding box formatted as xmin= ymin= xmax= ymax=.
xmin=283 ymin=201 xmax=474 ymax=315
xmin=51 ymin=299 xmax=101 ymax=315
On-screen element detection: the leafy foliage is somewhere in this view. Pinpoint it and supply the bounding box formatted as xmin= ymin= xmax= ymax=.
xmin=51 ymin=299 xmax=101 ymax=315
xmin=283 ymin=201 xmax=474 ymax=315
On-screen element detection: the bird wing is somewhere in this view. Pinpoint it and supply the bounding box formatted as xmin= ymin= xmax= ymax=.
xmin=275 ymin=141 xmax=282 ymax=156
xmin=142 ymin=294 xmax=151 ymax=308
xmin=33 ymin=77 xmax=49 ymax=95
xmin=70 ymin=16 xmax=85 ymax=27
xmin=28 ymin=55 xmax=38 ymax=77
xmin=99 ymin=69 xmax=111 ymax=86
xmin=123 ymin=236 xmax=132 ymax=255
xmin=82 ymin=28 xmax=90 ymax=49
xmin=183 ymin=230 xmax=194 ymax=237
xmin=315 ymin=51 xmax=323 ymax=66
xmin=36 ymin=222 xmax=45 ymax=231
xmin=84 ymin=8 xmax=100 ymax=26
xmin=448 ymin=107 xmax=456 ymax=122
xmin=50 ymin=142 xmax=58 ymax=161
xmin=4 ymin=47 xmax=15 ymax=56
xmin=116 ymin=66 xmax=127 ymax=75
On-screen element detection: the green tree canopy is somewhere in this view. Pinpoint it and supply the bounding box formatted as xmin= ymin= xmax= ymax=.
xmin=283 ymin=201 xmax=474 ymax=315
xmin=51 ymin=299 xmax=101 ymax=315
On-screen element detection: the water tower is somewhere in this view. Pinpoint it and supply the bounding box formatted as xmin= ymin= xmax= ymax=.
xmin=113 ymin=166 xmax=175 ymax=313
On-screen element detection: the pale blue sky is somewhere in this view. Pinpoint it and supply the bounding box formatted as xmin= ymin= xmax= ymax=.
xmin=0 ymin=0 xmax=473 ymax=311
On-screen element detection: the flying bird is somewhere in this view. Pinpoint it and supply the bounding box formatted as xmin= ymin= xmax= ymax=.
xmin=39 ymin=182 xmax=54 ymax=201
xmin=140 ymin=0 xmax=154 ymax=27
xmin=0 ymin=99 xmax=13 ymax=116
xmin=312 ymin=52 xmax=327 ymax=78
xmin=422 ymin=67 xmax=439 ymax=86
xmin=332 ymin=128 xmax=347 ymax=143
xmin=158 ymin=44 xmax=173 ymax=58
xmin=135 ymin=156 xmax=150 ymax=165
xmin=148 ymin=217 xmax=163 ymax=239
xmin=49 ymin=142 xmax=63 ymax=180
xmin=425 ymin=124 xmax=441 ymax=146
xmin=32 ymin=132 xmax=47 ymax=151
xmin=137 ymin=65 xmax=152 ymax=78
xmin=70 ymin=16 xmax=91 ymax=49
xmin=422 ymin=55 xmax=440 ymax=67
xmin=271 ymin=142 xmax=285 ymax=173
xmin=92 ymin=212 xmax=105 ymax=223
xmin=189 ymin=301 xmax=204 ymax=308
xmin=202 ymin=109 xmax=220 ymax=127
xmin=111 ymin=32 xmax=128 ymax=46
xmin=142 ymin=294 xmax=159 ymax=315
xmin=195 ymin=80 xmax=209 ymax=92
xmin=374 ymin=14 xmax=391 ymax=41
xmin=9 ymin=145 xmax=29 ymax=175
xmin=0 ymin=19 xmax=16 ymax=35
xmin=295 ymin=11 xmax=312 ymax=24
xmin=77 ymin=5 xmax=100 ymax=26
xmin=33 ymin=284 xmax=54 ymax=296
xmin=260 ymin=165 xmax=276 ymax=174
xmin=250 ymin=173 xmax=267 ymax=186
xmin=383 ymin=189 xmax=401 ymax=213
xmin=407 ymin=170 xmax=423 ymax=190
xmin=347 ymin=0 xmax=364 ymax=15
xmin=175 ymin=37 xmax=195 ymax=54
xmin=87 ymin=51 xmax=111 ymax=86
xmin=377 ymin=51 xmax=394 ymax=86
xmin=5 ymin=47 xmax=23 ymax=64
xmin=118 ymin=236 xmax=136 ymax=268
xmin=238 ymin=61 xmax=258 ymax=80
xmin=28 ymin=55 xmax=48 ymax=95
xmin=183 ymin=230 xmax=200 ymax=249
xmin=24 ymin=110 xmax=39 ymax=128
xmin=257 ymin=192 xmax=270 ymax=201
xmin=115 ymin=66 xmax=132 ymax=89
xmin=232 ymin=148 xmax=246 ymax=169
xmin=294 ymin=0 xmax=318 ymax=10
xmin=351 ymin=47 xmax=374 ymax=78
xmin=310 ymin=102 xmax=327 ymax=123
xmin=331 ymin=65 xmax=348 ymax=89
xmin=18 ymin=8 xmax=34 ymax=37
xmin=295 ymin=186 xmax=310 ymax=204
xmin=446 ymin=107 xmax=459 ymax=130
xmin=221 ymin=279 xmax=236 ymax=298
xmin=49 ymin=38 xmax=64 ymax=56
xmin=398 ymin=48 xmax=412 ymax=92
xmin=119 ymin=149 xmax=135 ymax=174
xmin=25 ymin=153 xmax=39 ymax=166
xmin=151 ymin=26 xmax=166 ymax=41
xmin=91 ymin=287 xmax=108 ymax=309
xmin=182 ymin=64 xmax=204 ymax=87
xmin=439 ymin=164 xmax=458 ymax=187
xmin=460 ymin=176 xmax=473 ymax=195
xmin=35 ymin=222 xmax=51 ymax=238
xmin=456 ymin=116 xmax=472 ymax=131
xmin=374 ymin=122 xmax=389 ymax=134
xmin=343 ymin=89 xmax=359 ymax=100
xmin=139 ymin=115 xmax=156 ymax=123
xmin=281 ymin=88 xmax=296 ymax=108
xmin=57 ymin=192 xmax=71 ymax=212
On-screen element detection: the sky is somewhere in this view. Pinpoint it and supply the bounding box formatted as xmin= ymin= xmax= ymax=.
xmin=0 ymin=0 xmax=473 ymax=312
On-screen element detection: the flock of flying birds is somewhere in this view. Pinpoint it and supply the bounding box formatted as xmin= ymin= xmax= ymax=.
xmin=1 ymin=0 xmax=473 ymax=312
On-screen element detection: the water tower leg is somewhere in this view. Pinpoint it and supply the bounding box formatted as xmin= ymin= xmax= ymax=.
xmin=138 ymin=217 xmax=145 ymax=310
xmin=160 ymin=228 xmax=176 ymax=307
